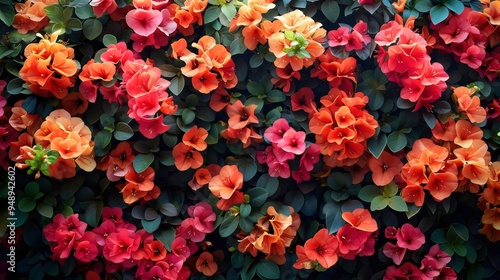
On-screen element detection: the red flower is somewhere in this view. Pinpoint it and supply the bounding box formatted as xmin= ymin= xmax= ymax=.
xmin=74 ymin=232 xmax=98 ymax=262
xmin=303 ymin=228 xmax=339 ymax=269
xmin=382 ymin=242 xmax=406 ymax=265
xmin=146 ymin=240 xmax=167 ymax=261
xmin=396 ymin=224 xmax=425 ymax=250
xmin=136 ymin=115 xmax=170 ymax=139
xmin=103 ymin=228 xmax=141 ymax=263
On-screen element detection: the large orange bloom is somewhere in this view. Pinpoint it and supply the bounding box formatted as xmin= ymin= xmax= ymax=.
xmin=303 ymin=228 xmax=339 ymax=269
xmin=208 ymin=165 xmax=245 ymax=210
xmin=226 ymin=100 xmax=259 ymax=130
xmin=172 ymin=142 xmax=204 ymax=171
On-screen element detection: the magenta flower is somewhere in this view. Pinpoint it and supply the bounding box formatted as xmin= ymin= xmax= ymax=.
xmin=157 ymin=9 xmax=177 ymax=36
xmin=435 ymin=267 xmax=457 ymax=280
xmin=126 ymin=9 xmax=163 ymax=37
xmin=278 ymin=129 xmax=306 ymax=155
xmin=271 ymin=145 xmax=295 ymax=162
xmin=188 ymin=202 xmax=216 ymax=233
xmin=136 ymin=115 xmax=170 ymax=139
xmin=384 ymin=262 xmax=425 ymax=280
xmin=171 ymin=237 xmax=191 ymax=261
xmin=257 ymin=145 xmax=274 ymax=164
xmin=103 ymin=228 xmax=141 ymax=263
xmin=178 ymin=218 xmax=207 ymax=242
xmin=299 ymin=143 xmax=320 ymax=171
xmin=102 ymin=207 xmax=124 ymax=225
xmin=396 ymin=224 xmax=425 ymax=250
xmin=423 ymin=244 xmax=452 ymax=269
xmin=383 ymin=242 xmax=406 ymax=265
xmin=268 ymin=159 xmax=291 ymax=178
xmin=420 ymin=258 xmax=441 ymax=279
xmin=264 ymin=118 xmax=290 ymax=143
xmin=93 ymin=220 xmax=117 ymax=246
xmin=385 ymin=226 xmax=398 ymax=239
xmin=328 ymin=27 xmax=350 ymax=48
xmin=337 ymin=224 xmax=370 ymax=255
xmin=0 ymin=95 xmax=6 ymax=118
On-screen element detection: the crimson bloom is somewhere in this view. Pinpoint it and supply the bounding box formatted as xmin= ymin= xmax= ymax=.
xmin=396 ymin=223 xmax=425 ymax=250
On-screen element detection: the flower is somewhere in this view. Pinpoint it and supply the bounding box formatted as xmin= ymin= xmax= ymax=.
xmin=196 ymin=252 xmax=218 ymax=276
xmin=303 ymin=228 xmax=339 ymax=269
xmin=396 ymin=224 xmax=425 ymax=250
xmin=172 ymin=142 xmax=204 ymax=171
xmin=208 ymin=165 xmax=245 ymax=210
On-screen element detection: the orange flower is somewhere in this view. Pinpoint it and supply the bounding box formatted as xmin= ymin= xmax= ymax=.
xmin=59 ymin=92 xmax=88 ymax=116
xmin=342 ymin=208 xmax=378 ymax=232
xmin=454 ymin=86 xmax=486 ymax=123
xmin=479 ymin=223 xmax=500 ymax=242
xmin=209 ymin=88 xmax=232 ymax=112
xmin=172 ymin=142 xmax=204 ymax=171
xmin=368 ymin=151 xmax=403 ymax=186
xmin=481 ymin=207 xmax=500 ymax=230
xmin=236 ymin=5 xmax=263 ymax=27
xmin=392 ymin=0 xmax=406 ymax=13
xmin=484 ymin=1 xmax=500 ymax=25
xmin=196 ymin=252 xmax=218 ymax=276
xmin=79 ymin=61 xmax=115 ymax=82
xmin=124 ymin=166 xmax=155 ymax=191
xmin=188 ymin=167 xmax=212 ymax=190
xmin=182 ymin=125 xmax=208 ymax=151
xmin=48 ymin=157 xmax=76 ymax=180
xmin=401 ymin=185 xmax=425 ymax=206
xmin=120 ymin=182 xmax=148 ymax=204
xmin=303 ymin=228 xmax=339 ymax=269
xmin=208 ymin=165 xmax=245 ymax=210
xmin=191 ymin=70 xmax=219 ymax=94
xmin=431 ymin=118 xmax=456 ymax=141
xmin=146 ymin=240 xmax=167 ymax=261
xmin=160 ymin=96 xmax=178 ymax=115
xmin=50 ymin=132 xmax=84 ymax=159
xmin=9 ymin=105 xmax=38 ymax=131
xmin=226 ymin=100 xmax=259 ymax=129
xmin=242 ymin=25 xmax=267 ymax=50
xmin=454 ymin=119 xmax=483 ymax=148
xmin=424 ymin=172 xmax=458 ymax=201
xmin=109 ymin=142 xmax=135 ymax=169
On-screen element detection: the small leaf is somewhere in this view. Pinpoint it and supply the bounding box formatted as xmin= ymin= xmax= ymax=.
xmin=142 ymin=216 xmax=161 ymax=232
xmin=204 ymin=6 xmax=221 ymax=24
xmin=169 ymin=76 xmax=185 ymax=95
xmin=430 ymin=5 xmax=450 ymax=25
xmin=321 ymin=0 xmax=340 ymax=23
xmin=247 ymin=187 xmax=268 ymax=207
xmin=37 ymin=202 xmax=53 ymax=218
xmin=114 ymin=122 xmax=133 ymax=140
xmin=133 ymin=153 xmax=155 ymax=173
xmin=155 ymin=227 xmax=176 ymax=251
xmin=444 ymin=0 xmax=464 ymax=14
xmin=102 ymin=34 xmax=117 ymax=46
xmin=83 ymin=18 xmax=103 ymax=40
xmin=370 ymin=195 xmax=389 ymax=211
xmin=368 ymin=132 xmax=387 ymax=159
xmin=239 ymin=204 xmax=251 ymax=217
xmin=358 ymin=185 xmax=382 ymax=202
xmin=44 ymin=5 xmax=64 ymax=22
xmin=0 ymin=3 xmax=15 ymax=26
xmin=387 ymin=131 xmax=407 ymax=152
xmin=19 ymin=197 xmax=36 ymax=212
xmin=388 ymin=196 xmax=408 ymax=212
xmin=256 ymin=261 xmax=280 ymax=280
xmin=323 ymin=202 xmax=345 ymax=234
xmin=219 ymin=215 xmax=239 ymax=237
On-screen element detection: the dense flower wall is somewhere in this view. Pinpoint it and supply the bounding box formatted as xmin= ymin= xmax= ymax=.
xmin=1 ymin=0 xmax=500 ymax=279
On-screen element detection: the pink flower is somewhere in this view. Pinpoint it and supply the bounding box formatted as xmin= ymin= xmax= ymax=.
xmin=460 ymin=45 xmax=486 ymax=69
xmin=188 ymin=202 xmax=216 ymax=233
xmin=137 ymin=115 xmax=170 ymax=139
xmin=271 ymin=145 xmax=295 ymax=162
xmin=79 ymin=80 xmax=99 ymax=103
xmin=300 ymin=144 xmax=320 ymax=171
xmin=157 ymin=9 xmax=177 ymax=36
xmin=90 ymin=0 xmax=117 ymax=17
xmin=277 ymin=129 xmax=306 ymax=154
xmin=177 ymin=218 xmax=207 ymax=242
xmin=171 ymin=237 xmax=191 ymax=261
xmin=93 ymin=220 xmax=117 ymax=246
xmin=383 ymin=242 xmax=406 ymax=265
xmin=268 ymin=159 xmax=291 ymax=178
xmin=0 ymin=95 xmax=6 ymax=118
xmin=102 ymin=207 xmax=124 ymax=225
xmin=424 ymin=244 xmax=451 ymax=269
xmin=358 ymin=0 xmax=374 ymax=4
xmin=435 ymin=267 xmax=457 ymax=280
xmin=384 ymin=226 xmax=398 ymax=239
xmin=328 ymin=27 xmax=350 ymax=48
xmin=257 ymin=146 xmax=274 ymax=164
xmin=384 ymin=262 xmax=425 ymax=280
xmin=74 ymin=232 xmax=98 ymax=262
xmin=396 ymin=224 xmax=425 ymax=250
xmin=486 ymin=99 xmax=500 ymax=119
xmin=264 ymin=118 xmax=290 ymax=143
xmin=420 ymin=258 xmax=441 ymax=279
xmin=103 ymin=228 xmax=141 ymax=263
xmin=126 ymin=9 xmax=163 ymax=37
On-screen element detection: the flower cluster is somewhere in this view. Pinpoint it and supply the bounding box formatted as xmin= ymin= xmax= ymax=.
xmin=12 ymin=0 xmax=56 ymax=34
xmin=126 ymin=0 xmax=177 ymax=52
xmin=173 ymin=35 xmax=237 ymax=94
xmin=19 ymin=33 xmax=78 ymax=99
xmin=384 ymin=240 xmax=456 ymax=280
xmin=294 ymin=208 xmax=377 ymax=270
xmin=43 ymin=204 xmax=216 ymax=279
xmin=221 ymin=100 xmax=262 ymax=148
xmin=401 ymin=115 xmax=491 ymax=206
xmin=238 ymin=206 xmax=300 ymax=265
xmin=429 ymin=7 xmax=500 ymax=81
xmin=173 ymin=125 xmax=208 ymax=171
xmin=258 ymin=118 xmax=320 ymax=182
xmin=375 ymin=16 xmax=449 ymax=111
xmin=309 ymin=88 xmax=378 ymax=168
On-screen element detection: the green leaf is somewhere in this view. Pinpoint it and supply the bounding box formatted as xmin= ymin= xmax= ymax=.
xmin=415 ymin=0 xmax=433 ymax=12
xmin=75 ymin=4 xmax=93 ymax=19
xmin=367 ymin=132 xmax=387 ymax=159
xmin=83 ymin=18 xmax=103 ymax=40
xmin=382 ymin=182 xmax=398 ymax=197
xmin=94 ymin=130 xmax=112 ymax=150
xmin=236 ymin=158 xmax=257 ymax=181
xmin=103 ymin=34 xmax=117 ymax=46
xmin=388 ymin=196 xmax=408 ymax=212
xmin=25 ymin=182 xmax=40 ymax=197
xmin=68 ymin=0 xmax=91 ymax=8
xmin=66 ymin=18 xmax=82 ymax=31
xmin=155 ymin=227 xmax=176 ymax=251
xmin=19 ymin=197 xmax=36 ymax=212
xmin=430 ymin=5 xmax=450 ymax=25
xmin=133 ymin=153 xmax=155 ymax=173
xmin=247 ymin=187 xmax=268 ymax=207
xmin=0 ymin=3 xmax=15 ymax=26
xmin=256 ymin=174 xmax=279 ymax=196
xmin=284 ymin=190 xmax=304 ymax=212
xmin=239 ymin=204 xmax=251 ymax=217
xmin=219 ymin=215 xmax=239 ymax=237
xmin=247 ymin=81 xmax=265 ymax=95
xmin=406 ymin=203 xmax=421 ymax=219
xmin=370 ymin=195 xmax=389 ymax=211
xmin=44 ymin=4 xmax=64 ymax=22
xmin=230 ymin=36 xmax=247 ymax=55
xmin=387 ymin=131 xmax=407 ymax=152
xmin=82 ymin=200 xmax=103 ymax=227
xmin=142 ymin=216 xmax=161 ymax=232
xmin=323 ymin=202 xmax=345 ymax=234
xmin=431 ymin=228 xmax=446 ymax=244
xmin=358 ymin=185 xmax=382 ymax=202
xmin=321 ymin=0 xmax=340 ymax=23
xmin=181 ymin=109 xmax=195 ymax=124
xmin=7 ymin=78 xmax=25 ymax=95
xmin=100 ymin=114 xmax=115 ymax=132
xmin=231 ymin=252 xmax=244 ymax=269
xmin=221 ymin=4 xmax=237 ymax=22
xmin=453 ymin=243 xmax=467 ymax=257
xmin=37 ymin=201 xmax=53 ymax=218
xmin=449 ymin=223 xmax=469 ymax=241
xmin=204 ymin=6 xmax=222 ymax=24
xmin=114 ymin=122 xmax=133 ymax=140
xmin=256 ymin=261 xmax=280 ymax=279
xmin=267 ymin=90 xmax=286 ymax=103
xmin=169 ymin=75 xmax=185 ymax=95
xmin=444 ymin=0 xmax=464 ymax=14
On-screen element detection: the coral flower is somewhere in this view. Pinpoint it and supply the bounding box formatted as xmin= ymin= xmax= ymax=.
xmin=182 ymin=125 xmax=208 ymax=151
xmin=126 ymin=9 xmax=163 ymax=37
xmin=196 ymin=252 xmax=218 ymax=276
xmin=368 ymin=151 xmax=404 ymax=186
xmin=191 ymin=71 xmax=219 ymax=94
xmin=208 ymin=165 xmax=245 ymax=210
xmin=341 ymin=208 xmax=378 ymax=232
xmin=303 ymin=228 xmax=339 ymax=269
xmin=125 ymin=166 xmax=155 ymax=191
xmin=226 ymin=100 xmax=259 ymax=129
xmin=146 ymin=240 xmax=167 ymax=261
xmin=172 ymin=142 xmax=204 ymax=171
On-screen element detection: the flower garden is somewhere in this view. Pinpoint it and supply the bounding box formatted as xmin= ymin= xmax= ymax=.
xmin=1 ymin=0 xmax=500 ymax=278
